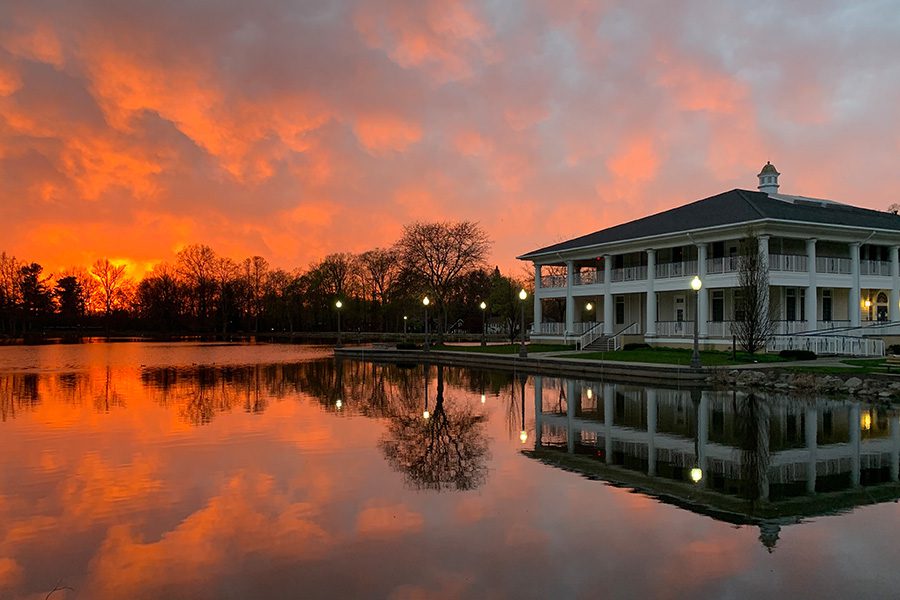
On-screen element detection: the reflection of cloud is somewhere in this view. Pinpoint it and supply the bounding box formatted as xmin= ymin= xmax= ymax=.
xmin=0 ymin=557 xmax=23 ymax=592
xmin=356 ymin=501 xmax=424 ymax=537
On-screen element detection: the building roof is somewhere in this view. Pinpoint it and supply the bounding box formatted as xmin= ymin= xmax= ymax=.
xmin=758 ymin=161 xmax=779 ymax=176
xmin=519 ymin=188 xmax=900 ymax=260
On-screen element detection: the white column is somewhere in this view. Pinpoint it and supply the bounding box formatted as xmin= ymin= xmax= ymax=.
xmin=604 ymin=383 xmax=614 ymax=464
xmin=850 ymin=403 xmax=861 ymax=487
xmin=534 ymin=376 xmax=543 ymax=451
xmin=566 ymin=379 xmax=576 ymax=454
xmin=645 ymin=249 xmax=657 ymax=338
xmin=565 ymin=260 xmax=575 ymax=334
xmin=647 ymin=388 xmax=657 ymax=477
xmin=850 ymin=243 xmax=861 ymax=327
xmin=891 ymin=246 xmax=900 ymax=321
xmin=806 ymin=407 xmax=818 ymax=494
xmin=603 ymin=254 xmax=613 ymax=335
xmin=697 ymin=243 xmax=709 ymax=339
xmin=890 ymin=413 xmax=899 ymax=482
xmin=806 ymin=238 xmax=818 ymax=332
xmin=534 ymin=264 xmax=543 ymax=331
xmin=759 ymin=235 xmax=771 ymax=325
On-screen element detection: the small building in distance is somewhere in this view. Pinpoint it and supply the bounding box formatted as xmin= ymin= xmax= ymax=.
xmin=518 ymin=163 xmax=900 ymax=354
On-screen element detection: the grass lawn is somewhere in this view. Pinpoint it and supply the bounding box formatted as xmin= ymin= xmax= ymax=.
xmin=433 ymin=343 xmax=574 ymax=354
xmin=559 ymin=347 xmax=787 ymax=366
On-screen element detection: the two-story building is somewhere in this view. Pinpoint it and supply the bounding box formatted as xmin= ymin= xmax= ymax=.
xmin=518 ymin=163 xmax=900 ymax=351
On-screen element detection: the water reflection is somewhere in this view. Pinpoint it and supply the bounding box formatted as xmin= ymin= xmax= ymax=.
xmin=530 ymin=376 xmax=900 ymax=551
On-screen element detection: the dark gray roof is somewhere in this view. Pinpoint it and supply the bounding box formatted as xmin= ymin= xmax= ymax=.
xmin=519 ymin=189 xmax=900 ymax=259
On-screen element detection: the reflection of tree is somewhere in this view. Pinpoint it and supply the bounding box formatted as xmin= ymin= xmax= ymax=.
xmin=0 ymin=373 xmax=40 ymax=421
xmin=94 ymin=366 xmax=126 ymax=412
xmin=735 ymin=392 xmax=771 ymax=505
xmin=380 ymin=365 xmax=489 ymax=491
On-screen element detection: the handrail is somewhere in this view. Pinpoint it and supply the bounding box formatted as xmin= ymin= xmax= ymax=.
xmin=576 ymin=321 xmax=604 ymax=351
xmin=611 ymin=322 xmax=639 ymax=351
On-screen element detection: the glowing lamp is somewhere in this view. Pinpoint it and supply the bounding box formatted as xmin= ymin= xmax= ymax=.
xmin=519 ymin=289 xmax=527 ymax=301
xmin=335 ymin=399 xmax=343 ymax=410
xmin=423 ymin=296 xmax=430 ymax=306
xmin=861 ymin=411 xmax=872 ymax=431
xmin=586 ymin=302 xmax=593 ymax=311
xmin=691 ymin=276 xmax=702 ymax=292
xmin=335 ymin=300 xmax=343 ymax=309
xmin=690 ymin=467 xmax=703 ymax=483
xmin=481 ymin=393 xmax=486 ymax=404
xmin=586 ymin=388 xmax=593 ymax=399
xmin=864 ymin=299 xmax=872 ymax=308
xmin=520 ymin=430 xmax=528 ymax=443
xmin=423 ymin=410 xmax=430 ymax=420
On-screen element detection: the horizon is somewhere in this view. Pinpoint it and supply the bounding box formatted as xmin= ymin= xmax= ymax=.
xmin=3 ymin=1 xmax=899 ymax=278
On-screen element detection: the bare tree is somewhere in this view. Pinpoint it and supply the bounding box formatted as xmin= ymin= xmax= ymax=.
xmin=887 ymin=203 xmax=900 ymax=215
xmin=733 ymin=233 xmax=778 ymax=354
xmin=176 ymin=244 xmax=217 ymax=323
xmin=359 ymin=248 xmax=401 ymax=330
xmin=397 ymin=221 xmax=491 ymax=341
xmin=242 ymin=256 xmax=270 ymax=332
xmin=90 ymin=258 xmax=130 ymax=323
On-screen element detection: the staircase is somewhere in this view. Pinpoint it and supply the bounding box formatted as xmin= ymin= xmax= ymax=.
xmin=583 ymin=335 xmax=615 ymax=352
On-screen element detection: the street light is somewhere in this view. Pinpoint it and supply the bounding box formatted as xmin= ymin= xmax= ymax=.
xmin=690 ymin=467 xmax=703 ymax=483
xmin=403 ymin=315 xmax=408 ymax=341
xmin=518 ymin=289 xmax=528 ymax=358
xmin=480 ymin=301 xmax=487 ymax=347
xmin=690 ymin=276 xmax=702 ymax=369
xmin=423 ymin=296 xmax=430 ymax=352
xmin=335 ymin=299 xmax=343 ymax=348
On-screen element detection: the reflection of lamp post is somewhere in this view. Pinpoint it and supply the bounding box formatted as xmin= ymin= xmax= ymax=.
xmin=403 ymin=315 xmax=408 ymax=341
xmin=423 ymin=296 xmax=430 ymax=352
xmin=690 ymin=276 xmax=702 ymax=369
xmin=336 ymin=398 xmax=343 ymax=411
xmin=335 ymin=299 xmax=343 ymax=348
xmin=519 ymin=372 xmax=528 ymax=443
xmin=690 ymin=387 xmax=703 ymax=484
xmin=480 ymin=301 xmax=487 ymax=347
xmin=423 ymin=364 xmax=430 ymax=419
xmin=518 ymin=289 xmax=528 ymax=358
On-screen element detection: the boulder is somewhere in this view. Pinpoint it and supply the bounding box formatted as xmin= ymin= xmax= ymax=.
xmin=844 ymin=377 xmax=863 ymax=391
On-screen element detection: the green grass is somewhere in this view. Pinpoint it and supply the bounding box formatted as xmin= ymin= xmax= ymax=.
xmin=559 ymin=346 xmax=787 ymax=366
xmin=433 ymin=343 xmax=574 ymax=354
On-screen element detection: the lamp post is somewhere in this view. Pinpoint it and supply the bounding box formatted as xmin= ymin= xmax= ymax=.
xmin=423 ymin=296 xmax=430 ymax=352
xmin=480 ymin=301 xmax=487 ymax=347
xmin=519 ymin=372 xmax=528 ymax=443
xmin=335 ymin=299 xmax=343 ymax=348
xmin=585 ymin=301 xmax=594 ymax=322
xmin=518 ymin=289 xmax=528 ymax=358
xmin=403 ymin=315 xmax=408 ymax=341
xmin=690 ymin=276 xmax=702 ymax=369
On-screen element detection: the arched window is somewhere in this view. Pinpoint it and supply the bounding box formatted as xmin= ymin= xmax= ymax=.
xmin=877 ymin=292 xmax=888 ymax=303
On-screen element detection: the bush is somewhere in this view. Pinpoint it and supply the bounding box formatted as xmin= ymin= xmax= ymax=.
xmin=778 ymin=349 xmax=817 ymax=360
xmin=623 ymin=342 xmax=651 ymax=351
xmin=396 ymin=342 xmax=421 ymax=350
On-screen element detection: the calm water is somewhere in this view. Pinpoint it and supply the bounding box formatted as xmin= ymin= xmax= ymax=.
xmin=1 ymin=342 xmax=899 ymax=599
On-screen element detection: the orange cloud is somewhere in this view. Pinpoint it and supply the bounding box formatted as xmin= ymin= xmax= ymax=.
xmin=354 ymin=114 xmax=423 ymax=153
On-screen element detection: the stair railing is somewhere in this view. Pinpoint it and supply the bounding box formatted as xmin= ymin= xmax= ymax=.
xmin=576 ymin=321 xmax=604 ymax=351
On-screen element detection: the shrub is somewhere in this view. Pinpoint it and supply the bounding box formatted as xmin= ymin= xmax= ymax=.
xmin=778 ymin=349 xmax=817 ymax=360
xmin=623 ymin=342 xmax=651 ymax=351
xmin=396 ymin=342 xmax=421 ymax=350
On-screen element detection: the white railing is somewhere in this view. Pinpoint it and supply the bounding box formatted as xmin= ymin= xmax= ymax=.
xmin=768 ymin=335 xmax=884 ymax=357
xmin=576 ymin=322 xmax=605 ymax=351
xmin=774 ymin=320 xmax=810 ymax=335
xmin=533 ymin=322 xmax=566 ymax=335
xmin=570 ymin=322 xmax=595 ymax=335
xmin=612 ymin=322 xmax=640 ymax=350
xmin=574 ymin=270 xmax=602 ymax=285
xmin=769 ymin=254 xmax=808 ymax=272
xmin=816 ymin=256 xmax=851 ymax=274
xmin=816 ymin=320 xmax=851 ymax=330
xmin=610 ymin=265 xmax=647 ymax=282
xmin=860 ymin=260 xmax=891 ymax=276
xmin=655 ymin=320 xmax=694 ymax=338
xmin=706 ymin=257 xmax=740 ymax=274
xmin=655 ymin=260 xmax=698 ymax=279
xmin=540 ymin=275 xmax=566 ymax=288
xmin=706 ymin=321 xmax=732 ymax=339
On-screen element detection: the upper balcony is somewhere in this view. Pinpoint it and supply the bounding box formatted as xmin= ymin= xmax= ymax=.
xmin=861 ymin=260 xmax=891 ymax=276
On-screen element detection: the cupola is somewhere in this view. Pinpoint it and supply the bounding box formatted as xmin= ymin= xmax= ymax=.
xmin=757 ymin=161 xmax=780 ymax=194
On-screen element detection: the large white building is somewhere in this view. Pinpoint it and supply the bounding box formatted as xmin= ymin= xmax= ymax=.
xmin=518 ymin=163 xmax=900 ymax=353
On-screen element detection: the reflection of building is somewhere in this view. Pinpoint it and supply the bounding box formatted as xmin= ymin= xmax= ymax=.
xmin=520 ymin=163 xmax=900 ymax=353
xmin=529 ymin=375 xmax=900 ymax=551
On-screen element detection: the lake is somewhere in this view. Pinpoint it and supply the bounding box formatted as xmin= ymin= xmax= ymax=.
xmin=1 ymin=342 xmax=898 ymax=599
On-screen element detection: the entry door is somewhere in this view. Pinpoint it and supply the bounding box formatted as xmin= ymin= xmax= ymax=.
xmin=674 ymin=296 xmax=685 ymax=334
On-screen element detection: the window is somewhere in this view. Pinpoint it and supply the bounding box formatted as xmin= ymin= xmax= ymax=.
xmin=822 ymin=289 xmax=832 ymax=322
xmin=712 ymin=291 xmax=724 ymax=322
xmin=786 ymin=288 xmax=796 ymax=321
xmin=615 ymin=296 xmax=625 ymax=325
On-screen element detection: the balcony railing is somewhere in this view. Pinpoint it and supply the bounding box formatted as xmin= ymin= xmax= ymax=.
xmin=655 ymin=320 xmax=694 ymax=338
xmin=706 ymin=321 xmax=736 ymax=338
xmin=769 ymin=254 xmax=808 ymax=272
xmin=817 ymin=320 xmax=851 ymax=330
xmin=706 ymin=257 xmax=740 ymax=274
xmin=860 ymin=260 xmax=891 ymax=276
xmin=816 ymin=256 xmax=851 ymax=274
xmin=540 ymin=274 xmax=566 ymax=288
xmin=574 ymin=270 xmax=603 ymax=286
xmin=655 ymin=260 xmax=697 ymax=279
xmin=774 ymin=320 xmax=810 ymax=334
xmin=610 ymin=265 xmax=647 ymax=282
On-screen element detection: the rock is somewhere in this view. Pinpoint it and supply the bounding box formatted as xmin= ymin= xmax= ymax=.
xmin=844 ymin=377 xmax=863 ymax=390
xmin=879 ymin=391 xmax=893 ymax=398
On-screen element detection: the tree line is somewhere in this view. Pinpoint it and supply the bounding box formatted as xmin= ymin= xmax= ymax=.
xmin=0 ymin=221 xmax=532 ymax=339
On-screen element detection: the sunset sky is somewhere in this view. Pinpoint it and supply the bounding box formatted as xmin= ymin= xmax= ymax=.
xmin=2 ymin=0 xmax=899 ymax=278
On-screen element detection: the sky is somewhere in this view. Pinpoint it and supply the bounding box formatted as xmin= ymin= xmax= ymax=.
xmin=2 ymin=0 xmax=899 ymax=278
